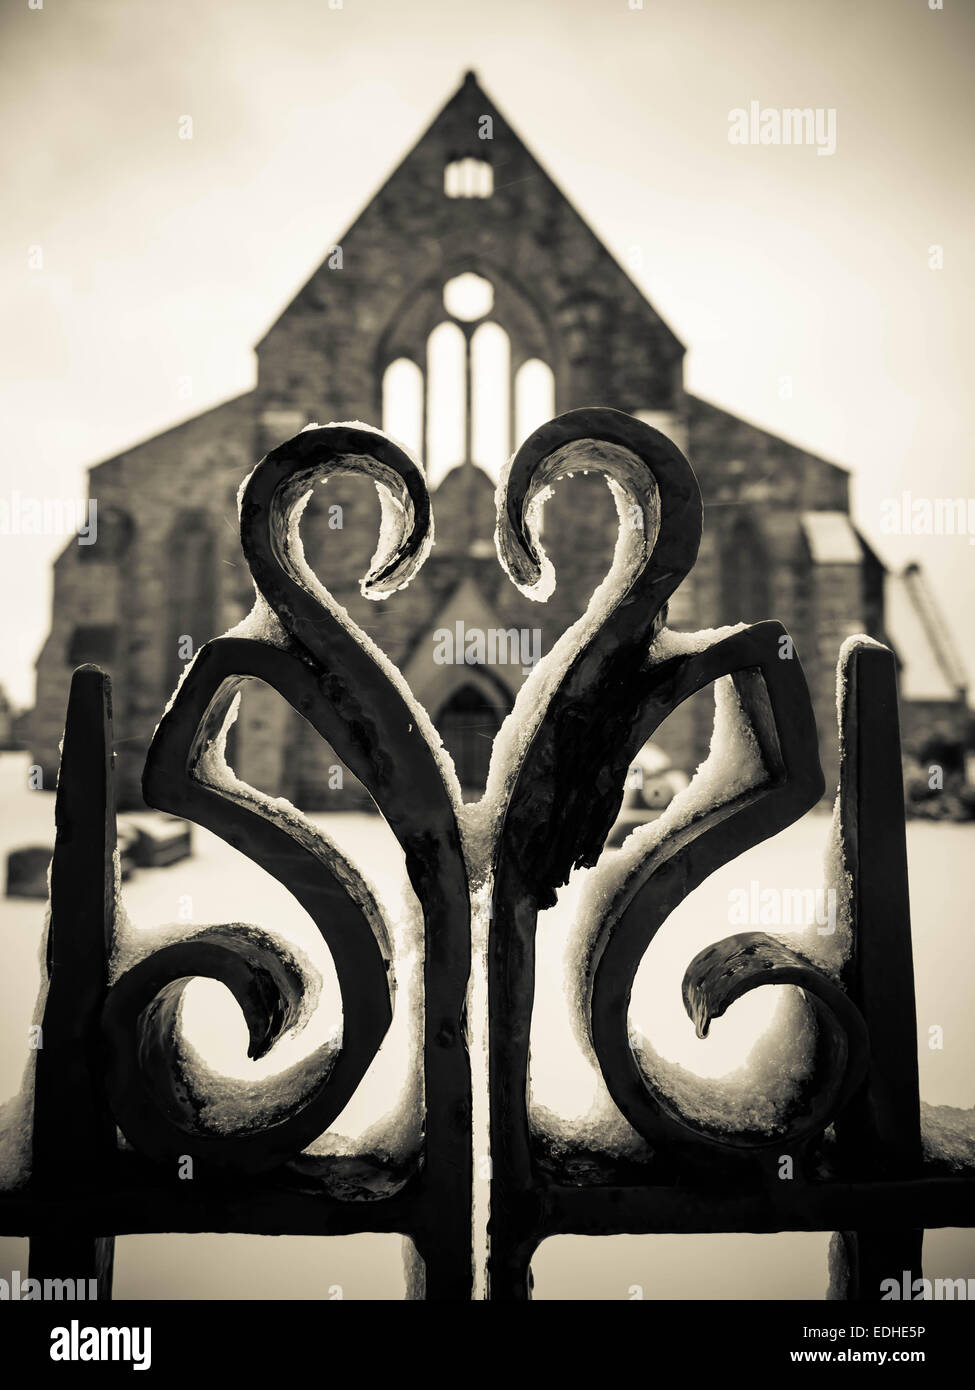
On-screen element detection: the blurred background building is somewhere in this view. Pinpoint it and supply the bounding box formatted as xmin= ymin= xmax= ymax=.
xmin=27 ymin=72 xmax=968 ymax=808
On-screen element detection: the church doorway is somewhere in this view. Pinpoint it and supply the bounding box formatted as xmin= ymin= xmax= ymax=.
xmin=435 ymin=682 xmax=511 ymax=798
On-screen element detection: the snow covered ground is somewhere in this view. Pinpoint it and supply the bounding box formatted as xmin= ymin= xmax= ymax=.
xmin=0 ymin=752 xmax=972 ymax=1298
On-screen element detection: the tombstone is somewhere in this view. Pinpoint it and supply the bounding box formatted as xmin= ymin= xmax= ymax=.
xmin=118 ymin=813 xmax=192 ymax=869
xmin=5 ymin=845 xmax=51 ymax=899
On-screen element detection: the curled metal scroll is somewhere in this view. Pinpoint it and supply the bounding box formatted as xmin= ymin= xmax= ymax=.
xmin=102 ymin=426 xmax=469 ymax=1174
xmin=102 ymin=408 xmax=867 ymax=1182
xmin=582 ymin=628 xmax=869 ymax=1165
xmin=491 ymin=407 xmax=869 ymax=1173
xmin=494 ymin=409 xmax=696 ymax=898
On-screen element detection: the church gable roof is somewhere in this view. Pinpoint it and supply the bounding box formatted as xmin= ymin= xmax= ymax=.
xmin=255 ymin=71 xmax=685 ymax=360
xmin=87 ymin=391 xmax=255 ymax=481
xmin=684 ymin=393 xmax=850 ymax=509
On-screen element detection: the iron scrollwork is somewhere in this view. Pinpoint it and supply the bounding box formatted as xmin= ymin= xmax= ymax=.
xmin=101 ymin=427 xmax=471 ymax=1194
xmin=488 ymin=409 xmax=870 ymax=1294
xmin=20 ymin=408 xmax=924 ymax=1301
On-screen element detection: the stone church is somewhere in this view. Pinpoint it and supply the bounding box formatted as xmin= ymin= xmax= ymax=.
xmin=29 ymin=72 xmax=967 ymax=811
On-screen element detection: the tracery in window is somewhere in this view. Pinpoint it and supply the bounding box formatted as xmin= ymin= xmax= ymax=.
xmin=382 ymin=275 xmax=553 ymax=489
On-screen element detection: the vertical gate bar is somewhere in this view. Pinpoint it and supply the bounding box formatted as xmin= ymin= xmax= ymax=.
xmin=29 ymin=664 xmax=118 ymax=1299
xmin=487 ymin=877 xmax=542 ymax=1301
xmin=412 ymin=843 xmax=475 ymax=1301
xmin=28 ymin=1233 xmax=115 ymax=1299
xmin=833 ymin=642 xmax=923 ymax=1299
xmin=830 ymin=1229 xmax=924 ymax=1304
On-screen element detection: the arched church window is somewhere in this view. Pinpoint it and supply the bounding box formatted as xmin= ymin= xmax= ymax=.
xmin=444 ymin=158 xmax=493 ymax=198
xmin=471 ymin=322 xmax=510 ymax=481
xmin=77 ymin=504 xmax=134 ymax=563
xmin=381 ymin=357 xmax=424 ymax=458
xmin=425 ymin=322 xmax=467 ymax=485
xmin=721 ymin=515 xmax=770 ymax=625
xmin=166 ymin=510 xmax=218 ymax=690
xmin=384 ymin=274 xmax=554 ymax=489
xmin=514 ymin=358 xmax=555 ymax=447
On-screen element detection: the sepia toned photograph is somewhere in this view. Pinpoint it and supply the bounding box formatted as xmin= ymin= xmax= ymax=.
xmin=0 ymin=0 xmax=972 ymax=1357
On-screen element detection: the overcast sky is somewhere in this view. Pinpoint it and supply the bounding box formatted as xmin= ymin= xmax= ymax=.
xmin=1 ymin=0 xmax=971 ymax=707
